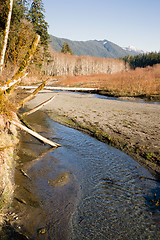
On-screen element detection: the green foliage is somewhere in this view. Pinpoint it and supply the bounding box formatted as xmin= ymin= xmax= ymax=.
xmin=122 ymin=52 xmax=160 ymax=69
xmin=50 ymin=35 xmax=136 ymax=58
xmin=61 ymin=42 xmax=73 ymax=55
xmin=0 ymin=0 xmax=50 ymax=71
xmin=16 ymin=0 xmax=29 ymax=15
xmin=0 ymin=0 xmax=9 ymax=33
xmin=0 ymin=0 xmax=28 ymax=33
xmin=27 ymin=0 xmax=49 ymax=47
xmin=0 ymin=0 xmax=33 ymax=64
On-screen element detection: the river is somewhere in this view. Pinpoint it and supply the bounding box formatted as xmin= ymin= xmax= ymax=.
xmin=5 ymin=109 xmax=159 ymax=240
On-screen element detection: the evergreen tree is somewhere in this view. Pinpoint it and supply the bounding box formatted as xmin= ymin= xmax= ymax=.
xmin=0 ymin=0 xmax=8 ymax=32
xmin=0 ymin=0 xmax=35 ymax=66
xmin=16 ymin=0 xmax=29 ymax=16
xmin=28 ymin=0 xmax=49 ymax=47
xmin=122 ymin=52 xmax=160 ymax=69
xmin=61 ymin=42 xmax=73 ymax=55
xmin=0 ymin=0 xmax=50 ymax=72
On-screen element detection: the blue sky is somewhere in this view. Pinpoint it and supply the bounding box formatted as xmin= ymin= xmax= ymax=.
xmin=43 ymin=0 xmax=160 ymax=52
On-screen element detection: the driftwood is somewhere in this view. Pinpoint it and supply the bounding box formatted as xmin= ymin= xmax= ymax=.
xmin=17 ymin=113 xmax=47 ymax=144
xmin=22 ymin=95 xmax=55 ymax=116
xmin=11 ymin=120 xmax=61 ymax=148
xmin=18 ymin=86 xmax=98 ymax=92
xmin=20 ymin=169 xmax=31 ymax=180
xmin=0 ymin=73 xmax=28 ymax=96
xmin=0 ymin=32 xmax=62 ymax=150
xmin=18 ymin=78 xmax=52 ymax=108
xmin=17 ymin=113 xmax=35 ymax=131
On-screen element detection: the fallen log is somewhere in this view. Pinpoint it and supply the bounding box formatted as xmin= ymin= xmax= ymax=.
xmin=20 ymin=169 xmax=31 ymax=180
xmin=18 ymin=78 xmax=52 ymax=108
xmin=0 ymin=73 xmax=28 ymax=96
xmin=17 ymin=112 xmax=36 ymax=132
xmin=12 ymin=120 xmax=61 ymax=148
xmin=22 ymin=95 xmax=55 ymax=116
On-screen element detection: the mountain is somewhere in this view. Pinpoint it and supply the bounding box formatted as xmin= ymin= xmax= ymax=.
xmin=123 ymin=46 xmax=148 ymax=55
xmin=49 ymin=35 xmax=140 ymax=58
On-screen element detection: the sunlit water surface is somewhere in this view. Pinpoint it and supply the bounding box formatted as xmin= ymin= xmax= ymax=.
xmin=11 ymin=112 xmax=160 ymax=240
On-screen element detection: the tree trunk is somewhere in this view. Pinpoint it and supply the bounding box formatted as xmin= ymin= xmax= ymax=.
xmin=0 ymin=34 xmax=40 ymax=96
xmin=18 ymin=78 xmax=52 ymax=107
xmin=12 ymin=120 xmax=61 ymax=148
xmin=22 ymin=95 xmax=55 ymax=116
xmin=0 ymin=0 xmax=14 ymax=73
xmin=12 ymin=34 xmax=40 ymax=81
xmin=0 ymin=73 xmax=28 ymax=95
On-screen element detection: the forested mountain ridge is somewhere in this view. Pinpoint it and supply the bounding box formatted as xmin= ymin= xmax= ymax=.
xmin=49 ymin=35 xmax=139 ymax=58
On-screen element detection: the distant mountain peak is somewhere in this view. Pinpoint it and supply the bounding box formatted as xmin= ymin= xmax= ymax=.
xmin=49 ymin=35 xmax=140 ymax=58
xmin=103 ymin=40 xmax=108 ymax=45
xmin=123 ymin=46 xmax=148 ymax=54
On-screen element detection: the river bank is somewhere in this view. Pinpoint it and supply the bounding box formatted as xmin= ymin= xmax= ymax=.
xmin=0 ymin=91 xmax=160 ymax=239
xmin=0 ymin=113 xmax=18 ymax=225
xmin=25 ymin=91 xmax=160 ymax=178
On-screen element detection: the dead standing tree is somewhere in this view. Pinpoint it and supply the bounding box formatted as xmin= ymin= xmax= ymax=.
xmin=0 ymin=0 xmax=13 ymax=73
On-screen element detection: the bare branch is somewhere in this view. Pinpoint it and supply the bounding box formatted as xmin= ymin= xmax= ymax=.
xmin=18 ymin=78 xmax=52 ymax=107
xmin=22 ymin=95 xmax=55 ymax=116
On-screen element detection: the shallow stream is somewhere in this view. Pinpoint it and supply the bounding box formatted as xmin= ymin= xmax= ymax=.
xmin=9 ymin=111 xmax=160 ymax=239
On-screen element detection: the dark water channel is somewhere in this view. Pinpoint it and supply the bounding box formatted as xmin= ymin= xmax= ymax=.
xmin=10 ymin=111 xmax=160 ymax=239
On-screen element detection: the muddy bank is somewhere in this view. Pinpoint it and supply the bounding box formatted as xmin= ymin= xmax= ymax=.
xmin=97 ymin=90 xmax=160 ymax=102
xmin=25 ymin=91 xmax=160 ymax=177
xmin=0 ymin=113 xmax=19 ymax=225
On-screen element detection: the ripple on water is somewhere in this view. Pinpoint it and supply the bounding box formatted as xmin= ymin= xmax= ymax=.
xmin=10 ymin=113 xmax=160 ymax=240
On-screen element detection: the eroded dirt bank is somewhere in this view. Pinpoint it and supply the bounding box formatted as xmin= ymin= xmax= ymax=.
xmin=26 ymin=91 xmax=160 ymax=177
xmin=0 ymin=113 xmax=18 ymax=224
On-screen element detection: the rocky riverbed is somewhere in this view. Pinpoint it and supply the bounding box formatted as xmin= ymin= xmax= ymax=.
xmin=25 ymin=91 xmax=160 ymax=178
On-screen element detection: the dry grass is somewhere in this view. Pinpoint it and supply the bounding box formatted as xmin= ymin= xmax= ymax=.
xmin=53 ymin=64 xmax=160 ymax=97
xmin=0 ymin=95 xmax=17 ymax=117
xmin=0 ymin=69 xmax=18 ymax=116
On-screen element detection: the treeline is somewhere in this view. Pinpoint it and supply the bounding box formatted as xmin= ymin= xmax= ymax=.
xmin=54 ymin=65 xmax=160 ymax=97
xmin=0 ymin=0 xmax=49 ymax=73
xmin=42 ymin=49 xmax=128 ymax=76
xmin=122 ymin=52 xmax=160 ymax=69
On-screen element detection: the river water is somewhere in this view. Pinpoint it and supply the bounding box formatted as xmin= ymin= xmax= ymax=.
xmin=9 ymin=111 xmax=160 ymax=239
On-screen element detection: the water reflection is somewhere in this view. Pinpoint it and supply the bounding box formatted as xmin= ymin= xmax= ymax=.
xmin=47 ymin=119 xmax=160 ymax=240
xmin=8 ymin=112 xmax=160 ymax=239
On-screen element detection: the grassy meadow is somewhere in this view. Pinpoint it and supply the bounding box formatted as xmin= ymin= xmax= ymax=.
xmin=54 ymin=64 xmax=160 ymax=99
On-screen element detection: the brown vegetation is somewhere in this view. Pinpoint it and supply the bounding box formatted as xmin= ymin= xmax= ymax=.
xmin=53 ymin=64 xmax=160 ymax=97
xmin=42 ymin=48 xmax=128 ymax=76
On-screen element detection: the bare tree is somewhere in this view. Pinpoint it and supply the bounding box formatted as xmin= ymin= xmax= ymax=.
xmin=0 ymin=0 xmax=13 ymax=73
